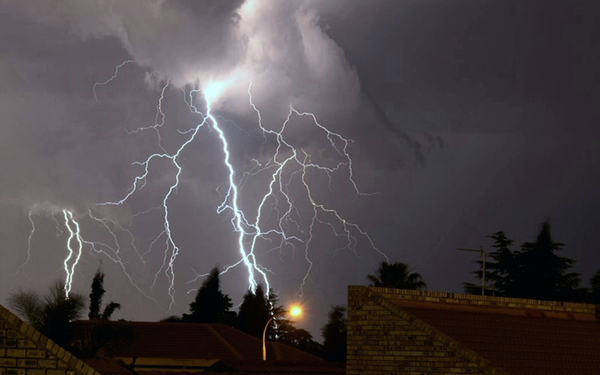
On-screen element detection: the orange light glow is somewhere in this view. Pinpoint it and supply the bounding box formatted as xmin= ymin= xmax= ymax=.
xmin=290 ymin=306 xmax=302 ymax=317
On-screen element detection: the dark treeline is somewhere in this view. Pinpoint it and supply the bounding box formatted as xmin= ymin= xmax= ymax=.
xmin=464 ymin=219 xmax=600 ymax=303
xmin=171 ymin=260 xmax=432 ymax=362
xmin=8 ymin=220 xmax=600 ymax=363
xmin=164 ymin=266 xmax=343 ymax=360
xmin=8 ymin=269 xmax=132 ymax=359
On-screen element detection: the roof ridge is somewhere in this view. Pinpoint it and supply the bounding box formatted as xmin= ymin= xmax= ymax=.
xmin=350 ymin=285 xmax=598 ymax=314
xmin=205 ymin=324 xmax=243 ymax=360
xmin=394 ymin=299 xmax=598 ymax=321
xmin=358 ymin=287 xmax=510 ymax=375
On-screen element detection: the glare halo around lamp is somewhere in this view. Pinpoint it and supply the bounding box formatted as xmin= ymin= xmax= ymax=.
xmin=262 ymin=305 xmax=302 ymax=361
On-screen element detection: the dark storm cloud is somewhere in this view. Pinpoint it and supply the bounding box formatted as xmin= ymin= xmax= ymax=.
xmin=1 ymin=0 xmax=599 ymax=339
xmin=319 ymin=0 xmax=600 ymax=136
xmin=0 ymin=0 xmax=396 ymax=336
xmin=317 ymin=0 xmax=600 ymax=282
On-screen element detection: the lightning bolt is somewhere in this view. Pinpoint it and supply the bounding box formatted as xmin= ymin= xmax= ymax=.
xmin=40 ymin=60 xmax=387 ymax=308
xmin=243 ymin=83 xmax=388 ymax=296
xmin=98 ymin=89 xmax=212 ymax=308
xmin=62 ymin=209 xmax=83 ymax=295
xmin=54 ymin=208 xmax=159 ymax=303
xmin=16 ymin=210 xmax=35 ymax=279
xmin=98 ymin=83 xmax=270 ymax=307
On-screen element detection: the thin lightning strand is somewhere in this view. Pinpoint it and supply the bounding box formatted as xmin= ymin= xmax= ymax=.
xmin=126 ymin=80 xmax=170 ymax=153
xmin=84 ymin=63 xmax=387 ymax=307
xmin=51 ymin=207 xmax=161 ymax=304
xmin=244 ymin=84 xmax=388 ymax=296
xmin=83 ymin=210 xmax=160 ymax=305
xmin=99 ymin=93 xmax=213 ymax=308
xmin=16 ymin=210 xmax=35 ymax=278
xmin=62 ymin=209 xmax=83 ymax=295
xmin=93 ymin=60 xmax=135 ymax=103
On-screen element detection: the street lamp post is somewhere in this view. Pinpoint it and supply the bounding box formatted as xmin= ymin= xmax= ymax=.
xmin=262 ymin=306 xmax=302 ymax=361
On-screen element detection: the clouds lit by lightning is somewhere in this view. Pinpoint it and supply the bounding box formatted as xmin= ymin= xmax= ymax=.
xmin=28 ymin=58 xmax=387 ymax=308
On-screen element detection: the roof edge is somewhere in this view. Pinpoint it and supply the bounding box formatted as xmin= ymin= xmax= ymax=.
xmin=349 ymin=285 xmax=598 ymax=314
xmin=350 ymin=286 xmax=510 ymax=375
xmin=0 ymin=303 xmax=102 ymax=375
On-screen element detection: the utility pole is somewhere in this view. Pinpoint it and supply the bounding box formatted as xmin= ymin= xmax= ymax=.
xmin=457 ymin=247 xmax=486 ymax=296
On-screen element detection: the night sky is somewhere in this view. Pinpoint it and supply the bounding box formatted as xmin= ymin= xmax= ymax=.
xmin=1 ymin=0 xmax=599 ymax=338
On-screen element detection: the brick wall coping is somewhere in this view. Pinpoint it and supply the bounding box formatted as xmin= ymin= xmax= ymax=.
xmin=349 ymin=286 xmax=510 ymax=375
xmin=349 ymin=285 xmax=597 ymax=314
xmin=0 ymin=304 xmax=101 ymax=375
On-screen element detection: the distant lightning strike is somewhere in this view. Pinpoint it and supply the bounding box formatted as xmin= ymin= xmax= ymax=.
xmin=39 ymin=61 xmax=386 ymax=307
xmin=62 ymin=209 xmax=83 ymax=295
xmin=15 ymin=210 xmax=35 ymax=279
xmin=22 ymin=208 xmax=157 ymax=301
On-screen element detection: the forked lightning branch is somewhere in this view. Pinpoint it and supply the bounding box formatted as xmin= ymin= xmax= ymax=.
xmin=22 ymin=62 xmax=388 ymax=307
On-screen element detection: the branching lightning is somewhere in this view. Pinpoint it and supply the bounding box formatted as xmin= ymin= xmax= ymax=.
xmin=93 ymin=60 xmax=135 ymax=103
xmin=27 ymin=59 xmax=387 ymax=309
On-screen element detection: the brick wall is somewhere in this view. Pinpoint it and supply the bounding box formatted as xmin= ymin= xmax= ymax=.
xmin=0 ymin=305 xmax=100 ymax=375
xmin=347 ymin=286 xmax=508 ymax=375
xmin=365 ymin=287 xmax=596 ymax=315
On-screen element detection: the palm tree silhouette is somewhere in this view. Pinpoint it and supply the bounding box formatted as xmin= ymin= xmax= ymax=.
xmin=367 ymin=261 xmax=427 ymax=290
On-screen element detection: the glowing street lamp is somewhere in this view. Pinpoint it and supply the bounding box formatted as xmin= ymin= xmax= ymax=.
xmin=262 ymin=305 xmax=302 ymax=361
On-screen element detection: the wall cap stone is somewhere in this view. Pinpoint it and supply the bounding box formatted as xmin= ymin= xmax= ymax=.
xmin=348 ymin=285 xmax=597 ymax=314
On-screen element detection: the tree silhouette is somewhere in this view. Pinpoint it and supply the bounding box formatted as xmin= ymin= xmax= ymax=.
xmin=513 ymin=220 xmax=585 ymax=301
xmin=184 ymin=267 xmax=232 ymax=323
xmin=465 ymin=221 xmax=586 ymax=302
xmin=235 ymin=285 xmax=271 ymax=338
xmin=89 ymin=269 xmax=121 ymax=320
xmin=590 ymin=269 xmax=600 ymax=304
xmin=275 ymin=324 xmax=322 ymax=356
xmin=234 ymin=286 xmax=322 ymax=356
xmin=321 ymin=305 xmax=347 ymax=362
xmin=464 ymin=231 xmax=517 ymax=296
xmin=367 ymin=261 xmax=427 ymax=290
xmin=8 ymin=280 xmax=85 ymax=348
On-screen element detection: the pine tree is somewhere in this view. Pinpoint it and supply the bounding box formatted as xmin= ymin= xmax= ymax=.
xmin=465 ymin=221 xmax=586 ymax=302
xmin=513 ymin=220 xmax=585 ymax=301
xmin=186 ymin=267 xmax=232 ymax=323
xmin=464 ymin=231 xmax=516 ymax=296
xmin=235 ymin=285 xmax=270 ymax=337
xmin=321 ymin=305 xmax=347 ymax=362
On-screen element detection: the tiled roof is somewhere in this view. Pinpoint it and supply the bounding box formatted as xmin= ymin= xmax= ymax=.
xmin=72 ymin=321 xmax=323 ymax=362
xmin=387 ymin=292 xmax=600 ymax=374
xmin=219 ymin=360 xmax=346 ymax=374
xmin=72 ymin=321 xmax=342 ymax=374
xmin=83 ymin=358 xmax=135 ymax=375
